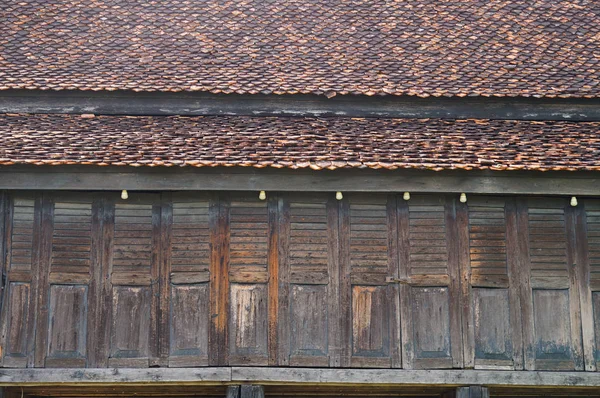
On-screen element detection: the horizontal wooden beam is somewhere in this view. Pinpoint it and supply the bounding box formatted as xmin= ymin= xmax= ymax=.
xmin=1 ymin=90 xmax=600 ymax=120
xmin=1 ymin=367 xmax=600 ymax=388
xmin=1 ymin=166 xmax=600 ymax=196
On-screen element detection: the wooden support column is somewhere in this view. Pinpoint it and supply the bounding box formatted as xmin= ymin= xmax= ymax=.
xmin=240 ymin=385 xmax=265 ymax=398
xmin=226 ymin=385 xmax=265 ymax=398
xmin=443 ymin=386 xmax=489 ymax=398
xmin=226 ymin=386 xmax=240 ymax=398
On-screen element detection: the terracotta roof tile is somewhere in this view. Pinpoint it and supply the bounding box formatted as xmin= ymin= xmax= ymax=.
xmin=1 ymin=114 xmax=599 ymax=171
xmin=0 ymin=1 xmax=598 ymax=97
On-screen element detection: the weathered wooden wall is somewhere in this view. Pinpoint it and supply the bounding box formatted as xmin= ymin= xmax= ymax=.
xmin=0 ymin=191 xmax=599 ymax=371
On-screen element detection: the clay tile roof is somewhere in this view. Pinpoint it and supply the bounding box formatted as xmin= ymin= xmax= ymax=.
xmin=1 ymin=114 xmax=599 ymax=171
xmin=0 ymin=1 xmax=599 ymax=98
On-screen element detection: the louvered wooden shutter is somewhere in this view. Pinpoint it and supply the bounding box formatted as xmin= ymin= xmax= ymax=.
xmin=226 ymin=195 xmax=273 ymax=365
xmin=518 ymin=198 xmax=583 ymax=370
xmin=464 ymin=197 xmax=522 ymax=369
xmin=164 ymin=193 xmax=212 ymax=366
xmin=35 ymin=194 xmax=98 ymax=368
xmin=344 ymin=194 xmax=400 ymax=368
xmin=278 ymin=194 xmax=339 ymax=367
xmin=0 ymin=194 xmax=40 ymax=367
xmin=398 ymin=195 xmax=462 ymax=369
xmin=106 ymin=194 xmax=160 ymax=367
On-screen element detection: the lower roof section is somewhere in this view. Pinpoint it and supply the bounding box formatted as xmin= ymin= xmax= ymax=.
xmin=0 ymin=114 xmax=600 ymax=171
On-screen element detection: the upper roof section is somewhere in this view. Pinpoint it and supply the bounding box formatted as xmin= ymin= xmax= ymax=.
xmin=1 ymin=1 xmax=598 ymax=98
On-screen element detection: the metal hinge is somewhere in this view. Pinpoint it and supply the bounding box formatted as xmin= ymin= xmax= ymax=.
xmin=385 ymin=276 xmax=410 ymax=285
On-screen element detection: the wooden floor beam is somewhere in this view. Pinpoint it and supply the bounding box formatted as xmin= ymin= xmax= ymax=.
xmin=0 ymin=368 xmax=600 ymax=388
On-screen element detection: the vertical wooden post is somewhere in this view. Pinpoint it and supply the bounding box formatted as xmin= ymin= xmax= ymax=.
xmin=505 ymin=199 xmax=524 ymax=370
xmin=387 ymin=194 xmax=402 ymax=368
xmin=277 ymin=196 xmax=290 ymax=366
xmin=446 ymin=196 xmax=464 ymax=368
xmin=0 ymin=193 xmax=5 ymax=306
xmin=397 ymin=198 xmax=412 ymax=369
xmin=327 ymin=195 xmax=342 ymax=367
xmin=158 ymin=193 xmax=173 ymax=364
xmin=515 ymin=198 xmax=535 ymax=370
xmin=33 ymin=194 xmax=53 ymax=367
xmin=456 ymin=200 xmax=474 ymax=368
xmin=240 ymin=385 xmax=265 ymax=398
xmin=87 ymin=196 xmax=105 ymax=367
xmin=453 ymin=386 xmax=490 ymax=398
xmin=565 ymin=204 xmax=585 ymax=370
xmin=267 ymin=195 xmax=279 ymax=365
xmin=337 ymin=197 xmax=351 ymax=367
xmin=226 ymin=386 xmax=240 ymax=398
xmin=209 ymin=194 xmax=229 ymax=365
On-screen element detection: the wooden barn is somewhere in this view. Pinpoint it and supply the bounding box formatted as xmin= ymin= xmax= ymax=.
xmin=0 ymin=1 xmax=600 ymax=397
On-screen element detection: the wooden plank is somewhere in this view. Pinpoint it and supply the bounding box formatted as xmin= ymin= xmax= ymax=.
xmin=0 ymin=368 xmax=230 ymax=384
xmin=232 ymin=367 xmax=600 ymax=387
xmin=1 ymin=367 xmax=600 ymax=387
xmin=574 ymin=203 xmax=596 ymax=371
xmin=5 ymin=167 xmax=600 ymax=196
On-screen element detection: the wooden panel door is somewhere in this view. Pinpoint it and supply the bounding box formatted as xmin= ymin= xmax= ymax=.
xmin=278 ymin=194 xmax=339 ymax=367
xmin=162 ymin=193 xmax=213 ymax=367
xmin=34 ymin=194 xmax=99 ymax=368
xmin=398 ymin=195 xmax=463 ymax=369
xmin=105 ymin=194 xmax=161 ymax=367
xmin=0 ymin=194 xmax=40 ymax=367
xmin=343 ymin=194 xmax=400 ymax=368
xmin=462 ymin=197 xmax=523 ymax=370
xmin=518 ymin=198 xmax=584 ymax=371
xmin=226 ymin=194 xmax=275 ymax=365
